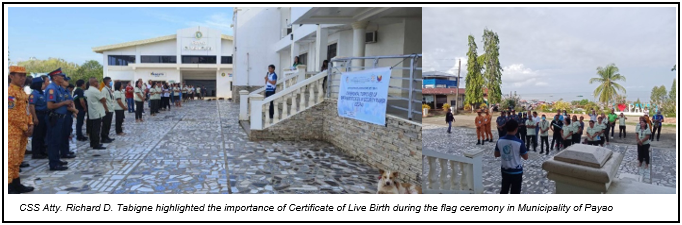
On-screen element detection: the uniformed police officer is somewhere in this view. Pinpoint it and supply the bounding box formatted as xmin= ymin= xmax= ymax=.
xmin=45 ymin=68 xmax=69 ymax=171
xmin=60 ymin=77 xmax=77 ymax=159
xmin=29 ymin=77 xmax=49 ymax=159
xmin=8 ymin=66 xmax=35 ymax=194
xmin=518 ymin=112 xmax=527 ymax=143
xmin=496 ymin=111 xmax=508 ymax=138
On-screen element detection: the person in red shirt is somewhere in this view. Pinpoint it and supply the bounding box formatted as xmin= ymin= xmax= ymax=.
xmin=125 ymin=82 xmax=135 ymax=113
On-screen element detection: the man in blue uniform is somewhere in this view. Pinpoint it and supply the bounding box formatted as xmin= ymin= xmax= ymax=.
xmin=60 ymin=77 xmax=77 ymax=159
xmin=518 ymin=112 xmax=527 ymax=143
xmin=45 ymin=68 xmax=70 ymax=171
xmin=29 ymin=77 xmax=49 ymax=159
xmin=496 ymin=111 xmax=508 ymax=138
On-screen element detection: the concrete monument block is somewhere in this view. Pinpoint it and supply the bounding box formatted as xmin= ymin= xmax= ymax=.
xmin=542 ymin=144 xmax=624 ymax=194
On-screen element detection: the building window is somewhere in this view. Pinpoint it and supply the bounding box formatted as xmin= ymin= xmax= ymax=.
xmin=298 ymin=53 xmax=308 ymax=65
xmin=327 ymin=43 xmax=337 ymax=60
xmin=221 ymin=56 xmax=233 ymax=64
xmin=181 ymin=55 xmax=217 ymax=64
xmin=108 ymin=55 xmax=135 ymax=66
xmin=141 ymin=56 xmax=177 ymax=63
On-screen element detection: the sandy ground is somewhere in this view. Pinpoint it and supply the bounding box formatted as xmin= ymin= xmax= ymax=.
xmin=424 ymin=112 xmax=678 ymax=149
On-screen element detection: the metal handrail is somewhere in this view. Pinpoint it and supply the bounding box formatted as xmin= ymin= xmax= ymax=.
xmin=326 ymin=54 xmax=422 ymax=121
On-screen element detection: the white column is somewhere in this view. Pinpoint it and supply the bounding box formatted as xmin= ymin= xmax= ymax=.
xmin=351 ymin=21 xmax=368 ymax=71
xmin=315 ymin=25 xmax=328 ymax=72
xmin=239 ymin=90 xmax=249 ymax=120
xmin=290 ymin=41 xmax=299 ymax=69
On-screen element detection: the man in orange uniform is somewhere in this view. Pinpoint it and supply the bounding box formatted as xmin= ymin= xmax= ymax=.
xmin=475 ymin=110 xmax=485 ymax=145
xmin=8 ymin=66 xmax=35 ymax=194
xmin=484 ymin=109 xmax=494 ymax=143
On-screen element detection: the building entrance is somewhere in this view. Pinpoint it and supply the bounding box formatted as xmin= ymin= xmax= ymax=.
xmin=184 ymin=80 xmax=217 ymax=97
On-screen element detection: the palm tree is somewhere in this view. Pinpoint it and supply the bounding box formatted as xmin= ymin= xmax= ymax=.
xmin=590 ymin=63 xmax=626 ymax=105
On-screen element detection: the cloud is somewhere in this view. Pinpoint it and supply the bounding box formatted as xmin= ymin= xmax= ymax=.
xmin=501 ymin=64 xmax=547 ymax=88
xmin=423 ymin=7 xmax=676 ymax=101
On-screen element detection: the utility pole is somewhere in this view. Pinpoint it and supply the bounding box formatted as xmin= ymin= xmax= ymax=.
xmin=455 ymin=59 xmax=461 ymax=114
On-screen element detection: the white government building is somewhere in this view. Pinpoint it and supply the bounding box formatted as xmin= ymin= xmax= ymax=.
xmin=92 ymin=27 xmax=235 ymax=99
xmin=92 ymin=7 xmax=421 ymax=102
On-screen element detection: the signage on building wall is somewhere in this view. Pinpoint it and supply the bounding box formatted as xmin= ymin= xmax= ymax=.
xmin=221 ymin=72 xmax=226 ymax=77
xmin=185 ymin=31 xmax=212 ymax=51
xmin=337 ymin=67 xmax=392 ymax=126
xmin=150 ymin=72 xmax=165 ymax=77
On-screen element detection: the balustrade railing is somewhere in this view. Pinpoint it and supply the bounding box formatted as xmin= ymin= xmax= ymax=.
xmin=247 ymin=71 xmax=327 ymax=130
xmin=240 ymin=65 xmax=307 ymax=121
xmin=422 ymin=149 xmax=484 ymax=194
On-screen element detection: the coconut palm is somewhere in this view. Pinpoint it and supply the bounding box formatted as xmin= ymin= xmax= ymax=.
xmin=590 ymin=63 xmax=626 ymax=105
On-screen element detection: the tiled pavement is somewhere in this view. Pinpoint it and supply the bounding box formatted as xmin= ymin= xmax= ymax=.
xmin=19 ymin=100 xmax=377 ymax=194
xmin=422 ymin=124 xmax=677 ymax=194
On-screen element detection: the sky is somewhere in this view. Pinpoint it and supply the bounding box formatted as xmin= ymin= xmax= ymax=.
xmin=423 ymin=7 xmax=677 ymax=102
xmin=8 ymin=7 xmax=234 ymax=66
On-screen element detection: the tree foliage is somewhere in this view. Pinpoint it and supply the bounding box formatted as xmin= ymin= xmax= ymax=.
xmin=464 ymin=35 xmax=484 ymax=110
xmin=590 ymin=63 xmax=626 ymax=105
xmin=74 ymin=60 xmax=104 ymax=84
xmin=481 ymin=29 xmax=503 ymax=105
xmin=650 ymin=85 xmax=668 ymax=108
xmin=552 ymin=101 xmax=572 ymax=111
xmin=16 ymin=58 xmax=103 ymax=85
xmin=669 ymin=79 xmax=676 ymax=102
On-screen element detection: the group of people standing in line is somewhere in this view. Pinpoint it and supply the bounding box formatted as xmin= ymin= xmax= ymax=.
xmin=7 ymin=65 xmax=209 ymax=194
xmin=471 ymin=107 xmax=665 ymax=195
xmin=128 ymin=79 xmax=206 ymax=122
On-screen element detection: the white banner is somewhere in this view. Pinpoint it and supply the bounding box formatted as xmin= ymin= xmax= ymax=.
xmin=2 ymin=194 xmax=678 ymax=222
xmin=337 ymin=67 xmax=392 ymax=126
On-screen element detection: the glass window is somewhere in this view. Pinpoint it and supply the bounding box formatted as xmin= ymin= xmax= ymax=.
xmin=107 ymin=55 xmax=135 ymax=66
xmin=298 ymin=53 xmax=307 ymax=65
xmin=141 ymin=56 xmax=177 ymax=63
xmin=181 ymin=55 xmax=217 ymax=64
xmin=221 ymin=56 xmax=233 ymax=64
xmin=327 ymin=43 xmax=337 ymax=60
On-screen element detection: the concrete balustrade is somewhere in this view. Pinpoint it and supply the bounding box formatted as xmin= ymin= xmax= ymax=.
xmin=422 ymin=148 xmax=484 ymax=194
xmin=249 ymin=71 xmax=327 ymax=130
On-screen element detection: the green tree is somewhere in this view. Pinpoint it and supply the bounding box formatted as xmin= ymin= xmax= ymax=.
xmin=590 ymin=63 xmax=626 ymax=105
xmin=672 ymin=65 xmax=676 ymax=71
xmin=669 ymin=79 xmax=676 ymax=101
xmin=481 ymin=29 xmax=503 ymax=105
xmin=74 ymin=60 xmax=104 ymax=84
xmin=650 ymin=85 xmax=667 ymax=107
xmin=553 ymin=101 xmax=571 ymax=111
xmin=18 ymin=57 xmax=80 ymax=81
xmin=579 ymin=99 xmax=590 ymax=106
xmin=464 ymin=35 xmax=484 ymax=110
xmin=634 ymin=98 xmax=642 ymax=107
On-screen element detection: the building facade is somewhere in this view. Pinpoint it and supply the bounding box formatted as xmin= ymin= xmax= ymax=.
xmin=422 ymin=71 xmax=465 ymax=109
xmin=92 ymin=26 xmax=234 ymax=99
xmin=231 ymin=7 xmax=422 ymax=100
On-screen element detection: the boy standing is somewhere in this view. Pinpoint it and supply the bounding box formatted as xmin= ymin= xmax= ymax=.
xmin=494 ymin=119 xmax=528 ymax=194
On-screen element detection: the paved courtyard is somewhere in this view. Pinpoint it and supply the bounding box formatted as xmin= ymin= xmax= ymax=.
xmin=19 ymin=100 xmax=377 ymax=194
xmin=422 ymin=124 xmax=677 ymax=194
